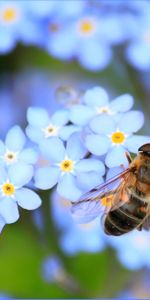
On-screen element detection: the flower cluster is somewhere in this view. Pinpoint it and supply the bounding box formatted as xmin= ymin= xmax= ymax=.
xmin=1 ymin=0 xmax=150 ymax=71
xmin=0 ymin=84 xmax=149 ymax=248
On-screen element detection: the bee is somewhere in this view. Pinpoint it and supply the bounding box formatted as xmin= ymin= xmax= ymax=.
xmin=71 ymin=144 xmax=150 ymax=236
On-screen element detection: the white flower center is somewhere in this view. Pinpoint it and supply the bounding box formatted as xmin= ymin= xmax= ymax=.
xmin=95 ymin=105 xmax=114 ymax=115
xmin=57 ymin=156 xmax=76 ymax=175
xmin=42 ymin=124 xmax=60 ymax=138
xmin=3 ymin=150 xmax=18 ymax=165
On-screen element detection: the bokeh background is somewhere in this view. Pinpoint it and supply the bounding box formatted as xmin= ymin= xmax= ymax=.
xmin=1 ymin=0 xmax=150 ymax=298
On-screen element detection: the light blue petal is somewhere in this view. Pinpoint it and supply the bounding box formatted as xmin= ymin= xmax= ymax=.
xmin=125 ymin=135 xmax=150 ymax=153
xmin=110 ymin=94 xmax=134 ymax=112
xmin=16 ymin=188 xmax=42 ymax=210
xmin=83 ymin=86 xmax=109 ymax=107
xmin=57 ymin=174 xmax=82 ymax=202
xmin=0 ymin=215 xmax=5 ymax=233
xmin=5 ymin=125 xmax=26 ymax=151
xmin=76 ymin=158 xmax=105 ymax=175
xmin=85 ymin=134 xmax=110 ymax=156
xmin=0 ymin=140 xmax=5 ymax=155
xmin=19 ymin=148 xmax=38 ymax=164
xmin=59 ymin=125 xmax=81 ymax=141
xmin=0 ymin=166 xmax=8 ymax=184
xmin=34 ymin=167 xmax=60 ymax=189
xmin=51 ymin=110 xmax=69 ymax=126
xmin=27 ymin=107 xmax=49 ymax=127
xmin=118 ymin=111 xmax=144 ymax=133
xmin=105 ymin=146 xmax=129 ymax=168
xmin=39 ymin=137 xmax=65 ymax=162
xmin=8 ymin=163 xmax=33 ymax=187
xmin=76 ymin=171 xmax=104 ymax=192
xmin=26 ymin=125 xmax=43 ymax=144
xmin=78 ymin=41 xmax=112 ymax=71
xmin=66 ymin=133 xmax=87 ymax=160
xmin=126 ymin=42 xmax=150 ymax=70
xmin=69 ymin=105 xmax=95 ymax=126
xmin=89 ymin=115 xmax=116 ymax=134
xmin=0 ymin=198 xmax=19 ymax=224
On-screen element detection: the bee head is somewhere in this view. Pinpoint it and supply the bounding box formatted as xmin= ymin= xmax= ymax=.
xmin=138 ymin=144 xmax=150 ymax=157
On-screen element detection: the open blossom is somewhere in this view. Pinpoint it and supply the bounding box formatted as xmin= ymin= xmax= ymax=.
xmin=0 ymin=163 xmax=41 ymax=229
xmin=34 ymin=133 xmax=105 ymax=201
xmin=26 ymin=107 xmax=80 ymax=144
xmin=0 ymin=125 xmax=38 ymax=167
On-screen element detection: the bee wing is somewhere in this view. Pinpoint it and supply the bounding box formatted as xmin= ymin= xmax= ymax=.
xmin=71 ymin=168 xmax=131 ymax=224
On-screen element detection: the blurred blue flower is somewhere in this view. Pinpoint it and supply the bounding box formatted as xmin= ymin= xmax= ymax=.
xmin=0 ymin=125 xmax=38 ymax=167
xmin=42 ymin=255 xmax=65 ymax=283
xmin=26 ymin=106 xmax=80 ymax=143
xmin=107 ymin=230 xmax=150 ymax=270
xmin=35 ymin=133 xmax=105 ymax=201
xmin=69 ymin=87 xmax=134 ymax=126
xmin=51 ymin=191 xmax=106 ymax=255
xmin=0 ymin=163 xmax=41 ymax=226
xmin=126 ymin=11 xmax=150 ymax=70
xmin=85 ymin=111 xmax=150 ymax=168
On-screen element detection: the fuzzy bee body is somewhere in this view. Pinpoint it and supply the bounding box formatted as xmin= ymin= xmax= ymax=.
xmin=72 ymin=144 xmax=150 ymax=237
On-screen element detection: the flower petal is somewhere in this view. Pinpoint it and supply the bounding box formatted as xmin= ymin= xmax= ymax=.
xmin=83 ymin=86 xmax=109 ymax=107
xmin=0 ymin=166 xmax=7 ymax=184
xmin=76 ymin=158 xmax=105 ymax=175
xmin=0 ymin=140 xmax=5 ymax=155
xmin=8 ymin=163 xmax=33 ymax=187
xmin=0 ymin=198 xmax=19 ymax=224
xmin=89 ymin=115 xmax=116 ymax=134
xmin=105 ymin=146 xmax=129 ymax=168
xmin=5 ymin=126 xmax=26 ymax=151
xmin=27 ymin=107 xmax=50 ymax=127
xmin=19 ymin=148 xmax=38 ymax=164
xmin=66 ymin=133 xmax=87 ymax=160
xmin=34 ymin=167 xmax=60 ymax=189
xmin=69 ymin=105 xmax=95 ymax=126
xmin=85 ymin=134 xmax=110 ymax=156
xmin=39 ymin=137 xmax=65 ymax=162
xmin=118 ymin=111 xmax=144 ymax=133
xmin=57 ymin=174 xmax=82 ymax=201
xmin=125 ymin=135 xmax=150 ymax=153
xmin=110 ymin=94 xmax=134 ymax=112
xmin=26 ymin=125 xmax=43 ymax=143
xmin=16 ymin=188 xmax=42 ymax=210
xmin=76 ymin=171 xmax=104 ymax=192
xmin=0 ymin=215 xmax=5 ymax=233
xmin=51 ymin=110 xmax=69 ymax=126
xmin=59 ymin=125 xmax=81 ymax=141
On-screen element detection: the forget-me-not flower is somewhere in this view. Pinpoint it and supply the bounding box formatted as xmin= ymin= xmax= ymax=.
xmin=0 ymin=125 xmax=38 ymax=167
xmin=0 ymin=163 xmax=41 ymax=225
xmin=26 ymin=106 xmax=80 ymax=144
xmin=69 ymin=86 xmax=134 ymax=126
xmin=34 ymin=133 xmax=105 ymax=201
xmin=85 ymin=111 xmax=150 ymax=168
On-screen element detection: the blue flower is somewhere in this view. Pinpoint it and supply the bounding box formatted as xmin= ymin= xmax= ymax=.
xmin=34 ymin=133 xmax=105 ymax=201
xmin=42 ymin=255 xmax=65 ymax=283
xmin=85 ymin=111 xmax=150 ymax=168
xmin=51 ymin=191 xmax=106 ymax=254
xmin=69 ymin=87 xmax=134 ymax=126
xmin=126 ymin=11 xmax=150 ymax=70
xmin=107 ymin=230 xmax=150 ymax=270
xmin=0 ymin=163 xmax=41 ymax=225
xmin=0 ymin=125 xmax=38 ymax=167
xmin=26 ymin=106 xmax=80 ymax=144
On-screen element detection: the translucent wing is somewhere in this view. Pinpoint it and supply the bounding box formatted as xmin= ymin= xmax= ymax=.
xmin=71 ymin=168 xmax=132 ymax=224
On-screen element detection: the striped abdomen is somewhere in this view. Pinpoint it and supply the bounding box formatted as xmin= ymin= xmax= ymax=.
xmin=104 ymin=191 xmax=148 ymax=236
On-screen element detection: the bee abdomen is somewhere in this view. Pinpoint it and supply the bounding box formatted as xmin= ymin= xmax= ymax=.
xmin=104 ymin=195 xmax=147 ymax=236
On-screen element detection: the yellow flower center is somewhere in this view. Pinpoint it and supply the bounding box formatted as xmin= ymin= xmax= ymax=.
xmin=78 ymin=18 xmax=96 ymax=36
xmin=2 ymin=7 xmax=18 ymax=23
xmin=111 ymin=131 xmax=125 ymax=144
xmin=101 ymin=195 xmax=113 ymax=207
xmin=43 ymin=124 xmax=59 ymax=138
xmin=2 ymin=183 xmax=15 ymax=196
xmin=96 ymin=106 xmax=113 ymax=115
xmin=4 ymin=151 xmax=18 ymax=164
xmin=60 ymin=159 xmax=74 ymax=172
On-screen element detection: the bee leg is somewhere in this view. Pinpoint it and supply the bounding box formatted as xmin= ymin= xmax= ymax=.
xmin=137 ymin=224 xmax=143 ymax=231
xmin=125 ymin=152 xmax=132 ymax=164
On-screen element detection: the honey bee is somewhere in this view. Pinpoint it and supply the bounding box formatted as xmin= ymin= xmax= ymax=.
xmin=71 ymin=144 xmax=150 ymax=236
